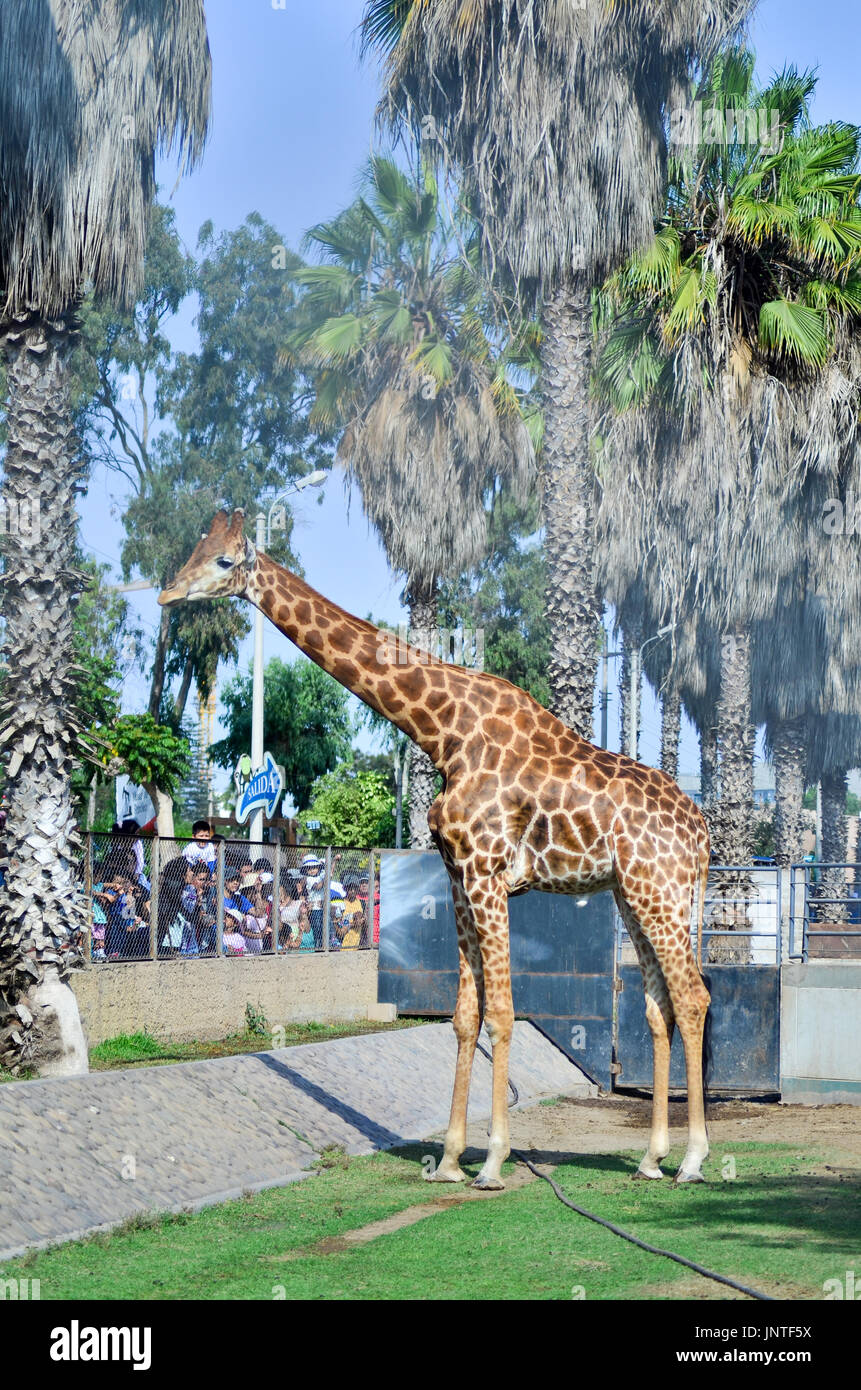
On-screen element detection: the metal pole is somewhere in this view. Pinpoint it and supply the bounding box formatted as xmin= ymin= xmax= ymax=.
xmin=273 ymin=839 xmax=281 ymax=954
xmin=600 ymin=628 xmax=609 ymax=750
xmin=149 ymin=835 xmax=160 ymax=961
xmin=628 ymin=645 xmax=639 ymax=762
xmin=250 ymin=511 xmax=266 ymax=847
xmin=322 ymin=846 xmax=331 ymax=953
xmin=216 ymin=841 xmax=225 ymax=957
xmin=84 ymin=831 xmax=93 ymax=964
xmin=368 ymin=850 xmax=376 ymax=950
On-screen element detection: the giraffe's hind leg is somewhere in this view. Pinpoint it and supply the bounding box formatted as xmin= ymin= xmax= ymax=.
xmin=427 ymin=869 xmax=484 ymax=1184
xmin=619 ymin=885 xmax=711 ymax=1184
xmin=615 ymin=892 xmax=674 ymax=1180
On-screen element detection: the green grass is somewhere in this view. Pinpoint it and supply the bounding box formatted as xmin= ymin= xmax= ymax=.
xmin=86 ymin=1018 xmax=424 ymax=1071
xmin=0 ymin=1018 xmax=425 ymax=1083
xmin=2 ymin=1142 xmax=855 ymax=1300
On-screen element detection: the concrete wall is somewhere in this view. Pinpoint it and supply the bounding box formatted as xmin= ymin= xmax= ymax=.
xmin=781 ymin=962 xmax=861 ymax=1105
xmin=71 ymin=951 xmax=379 ymax=1047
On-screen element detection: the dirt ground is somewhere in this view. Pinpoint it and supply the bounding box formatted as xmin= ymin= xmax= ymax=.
xmin=461 ymin=1092 xmax=861 ymax=1171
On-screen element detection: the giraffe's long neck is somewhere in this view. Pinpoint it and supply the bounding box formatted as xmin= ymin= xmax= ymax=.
xmin=246 ymin=553 xmax=469 ymax=766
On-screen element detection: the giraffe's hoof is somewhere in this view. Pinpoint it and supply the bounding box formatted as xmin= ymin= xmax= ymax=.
xmin=674 ymin=1169 xmax=706 ymax=1185
xmin=425 ymin=1164 xmax=467 ymax=1183
xmin=632 ymin=1166 xmax=664 ymax=1180
xmin=472 ymin=1174 xmax=505 ymax=1191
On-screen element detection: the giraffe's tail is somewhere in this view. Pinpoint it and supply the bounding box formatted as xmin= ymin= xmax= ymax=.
xmin=696 ymin=820 xmax=710 ymax=975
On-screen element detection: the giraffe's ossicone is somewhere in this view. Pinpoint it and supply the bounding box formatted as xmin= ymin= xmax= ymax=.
xmin=161 ymin=510 xmax=712 ymax=1187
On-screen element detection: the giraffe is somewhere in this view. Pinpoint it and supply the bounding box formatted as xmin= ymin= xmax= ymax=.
xmin=160 ymin=510 xmax=712 ymax=1189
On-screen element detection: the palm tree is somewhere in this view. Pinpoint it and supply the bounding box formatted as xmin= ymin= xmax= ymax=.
xmin=362 ymin=0 xmax=754 ymax=739
xmin=595 ymin=57 xmax=861 ymax=866
xmin=286 ymin=156 xmax=535 ymax=846
xmin=0 ymin=1 xmax=210 ymax=1075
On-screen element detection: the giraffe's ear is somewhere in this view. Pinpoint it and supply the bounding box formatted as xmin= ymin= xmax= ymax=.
xmin=244 ymin=536 xmax=256 ymax=567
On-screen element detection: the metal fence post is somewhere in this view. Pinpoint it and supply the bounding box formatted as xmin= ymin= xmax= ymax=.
xmin=216 ymin=841 xmax=225 ymax=957
xmin=149 ymin=835 xmax=160 ymax=961
xmin=322 ymin=846 xmax=331 ymax=953
xmin=84 ymin=831 xmax=93 ymax=964
xmin=368 ymin=849 xmax=376 ymax=950
xmin=273 ymin=839 xmax=281 ymax=954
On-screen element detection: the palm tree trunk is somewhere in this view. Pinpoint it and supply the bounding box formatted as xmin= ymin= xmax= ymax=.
xmin=542 ymin=276 xmax=600 ymax=741
xmin=773 ymin=717 xmax=806 ymax=869
xmin=407 ymin=586 xmax=438 ymax=850
xmin=713 ymin=627 xmax=754 ymax=866
xmin=820 ymin=770 xmax=848 ymax=924
xmin=660 ymin=688 xmax=681 ymax=780
xmin=700 ymin=720 xmax=719 ymax=816
xmin=0 ymin=320 xmax=88 ymax=1076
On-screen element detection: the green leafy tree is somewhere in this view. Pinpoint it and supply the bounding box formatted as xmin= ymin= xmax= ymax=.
xmin=595 ymin=56 xmax=861 ymax=867
xmin=90 ymin=714 xmax=192 ymax=839
xmin=298 ymin=767 xmax=396 ymax=848
xmin=211 ymin=658 xmax=354 ymax=814
xmin=78 ymin=207 xmax=328 ymax=725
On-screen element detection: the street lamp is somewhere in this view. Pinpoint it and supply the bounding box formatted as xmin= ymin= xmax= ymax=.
xmin=629 ymin=623 xmax=675 ymax=762
xmin=249 ymin=471 xmax=328 ymax=844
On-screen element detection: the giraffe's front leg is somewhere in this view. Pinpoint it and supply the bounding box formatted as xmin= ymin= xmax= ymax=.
xmin=466 ymin=875 xmax=513 ymax=1191
xmin=426 ymin=883 xmax=483 ymax=1184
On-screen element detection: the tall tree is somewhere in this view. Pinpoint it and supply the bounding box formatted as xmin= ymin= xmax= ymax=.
xmin=79 ymin=209 xmax=326 ymax=724
xmin=211 ymin=658 xmax=355 ymax=816
xmin=595 ymin=58 xmax=861 ymax=864
xmin=288 ymin=156 xmax=535 ymax=846
xmin=0 ymin=0 xmax=210 ymax=1075
xmin=363 ymin=0 xmax=754 ymax=738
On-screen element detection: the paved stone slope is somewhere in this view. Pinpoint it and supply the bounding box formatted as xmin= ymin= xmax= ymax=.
xmin=0 ymin=1021 xmax=593 ymax=1260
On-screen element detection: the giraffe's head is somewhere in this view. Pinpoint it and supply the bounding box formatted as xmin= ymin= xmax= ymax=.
xmin=158 ymin=510 xmax=256 ymax=607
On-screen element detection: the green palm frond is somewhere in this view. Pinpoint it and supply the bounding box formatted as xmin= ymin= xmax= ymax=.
xmin=307 ymin=314 xmax=363 ymax=364
xmin=627 ymin=226 xmax=683 ymax=298
xmin=663 ymin=264 xmax=716 ymax=342
xmin=758 ymin=299 xmax=829 ymax=366
xmin=359 ymin=0 xmax=414 ymax=57
xmin=410 ymin=336 xmax=453 ymax=385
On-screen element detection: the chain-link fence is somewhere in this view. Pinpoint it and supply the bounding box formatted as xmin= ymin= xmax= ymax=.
xmin=81 ymin=831 xmax=380 ymax=963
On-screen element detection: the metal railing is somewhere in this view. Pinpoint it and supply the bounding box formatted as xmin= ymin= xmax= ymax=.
xmin=616 ymin=863 xmax=783 ymax=967
xmin=788 ymin=863 xmax=861 ymax=962
xmin=80 ymin=831 xmax=380 ymax=964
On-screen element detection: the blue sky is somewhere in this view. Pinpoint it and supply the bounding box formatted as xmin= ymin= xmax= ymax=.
xmin=77 ymin=0 xmax=861 ymax=780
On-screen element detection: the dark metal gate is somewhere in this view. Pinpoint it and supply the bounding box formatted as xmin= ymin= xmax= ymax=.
xmin=377 ymin=850 xmax=616 ymax=1089
xmin=378 ymin=853 xmax=785 ymax=1096
xmin=614 ymin=866 xmax=782 ymax=1093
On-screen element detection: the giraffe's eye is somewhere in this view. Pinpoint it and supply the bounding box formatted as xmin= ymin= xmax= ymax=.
xmin=216 ymin=557 xmax=234 ymax=570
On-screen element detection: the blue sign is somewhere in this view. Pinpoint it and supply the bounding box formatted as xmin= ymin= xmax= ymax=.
xmin=235 ymin=751 xmax=283 ymax=824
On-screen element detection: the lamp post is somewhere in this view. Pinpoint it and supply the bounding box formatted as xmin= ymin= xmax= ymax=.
xmin=249 ymin=471 xmax=328 ymax=844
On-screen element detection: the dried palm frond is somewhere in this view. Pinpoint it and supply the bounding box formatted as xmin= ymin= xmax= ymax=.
xmin=368 ymin=0 xmax=755 ymax=292
xmin=0 ymin=0 xmax=211 ymax=321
